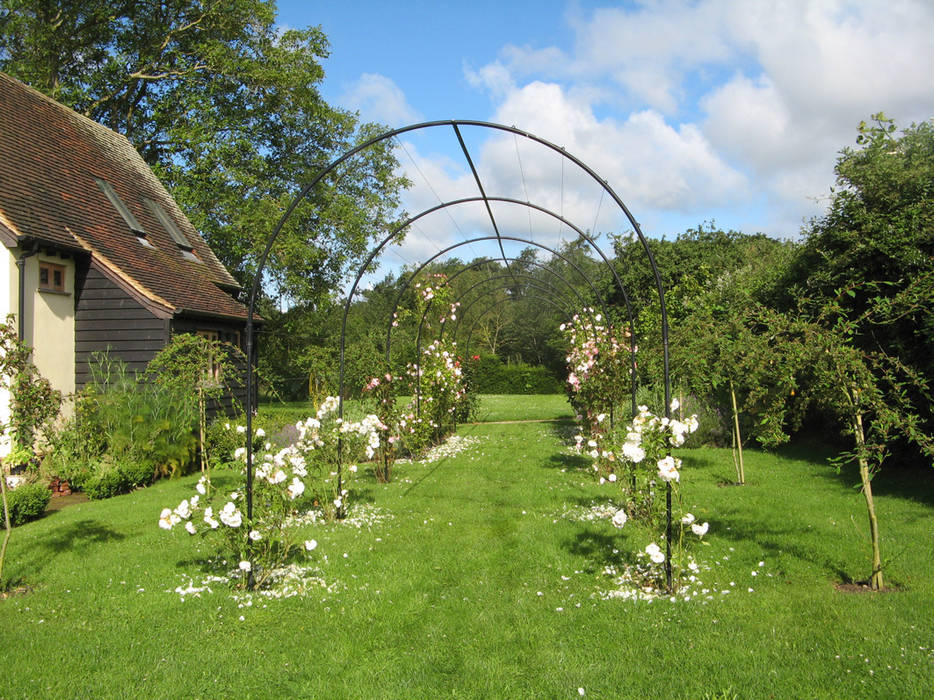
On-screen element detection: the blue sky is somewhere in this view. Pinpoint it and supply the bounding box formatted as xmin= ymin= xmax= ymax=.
xmin=277 ymin=1 xmax=934 ymax=281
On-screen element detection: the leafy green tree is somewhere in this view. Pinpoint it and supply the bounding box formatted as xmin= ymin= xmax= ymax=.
xmin=610 ymin=224 xmax=793 ymax=393
xmin=0 ymin=0 xmax=407 ymax=303
xmin=778 ymin=114 xmax=934 ymax=447
xmin=750 ymin=283 xmax=933 ymax=590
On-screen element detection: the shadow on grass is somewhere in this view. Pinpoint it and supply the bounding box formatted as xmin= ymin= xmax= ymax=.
xmin=710 ymin=505 xmax=854 ymax=582
xmin=545 ymin=452 xmax=591 ymax=471
xmin=771 ymin=439 xmax=934 ymax=507
xmin=20 ymin=518 xmax=127 ymax=578
xmin=40 ymin=518 xmax=126 ymax=554
xmin=549 ymin=419 xmax=579 ymax=443
xmin=401 ymin=457 xmax=450 ymax=497
xmin=563 ymin=528 xmax=636 ymax=573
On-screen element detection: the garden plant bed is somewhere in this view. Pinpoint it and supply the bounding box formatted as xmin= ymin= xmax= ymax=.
xmin=1 ymin=395 xmax=932 ymax=698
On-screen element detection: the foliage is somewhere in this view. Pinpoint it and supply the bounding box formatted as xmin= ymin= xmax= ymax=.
xmin=0 ymin=0 xmax=408 ymax=306
xmin=746 ymin=286 xmax=934 ymax=589
xmin=778 ymin=114 xmax=934 ymax=448
xmin=204 ymin=418 xmax=245 ymax=471
xmin=0 ymin=316 xmax=62 ymax=454
xmin=0 ymin=315 xmax=61 ymax=584
xmin=44 ymin=353 xmax=197 ymax=494
xmin=2 ymin=480 xmax=49 ymax=526
xmin=82 ymin=455 xmax=154 ymax=500
xmin=609 ymin=224 xmax=792 ymax=389
xmin=146 ymin=333 xmax=244 ymax=477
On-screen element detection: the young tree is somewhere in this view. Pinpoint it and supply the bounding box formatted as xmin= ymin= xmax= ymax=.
xmin=751 ymin=281 xmax=933 ymax=590
xmin=0 ymin=317 xmax=61 ymax=587
xmin=146 ymin=333 xmax=244 ymax=488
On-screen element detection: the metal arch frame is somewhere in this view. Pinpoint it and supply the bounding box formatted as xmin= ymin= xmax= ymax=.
xmin=382 ymin=233 xmax=626 ymax=368
xmin=459 ymin=293 xmax=573 ymax=361
xmin=384 ymin=236 xmax=631 ymax=423
xmin=444 ymin=272 xmax=591 ymax=340
xmin=415 ymin=273 xmax=583 ymax=398
xmin=411 ymin=275 xmax=580 ymax=417
xmin=422 ymin=272 xmax=588 ymax=358
xmin=424 ymin=255 xmax=611 ymax=338
xmin=245 ymin=120 xmax=673 ymax=588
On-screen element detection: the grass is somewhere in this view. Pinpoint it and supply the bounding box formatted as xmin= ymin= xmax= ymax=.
xmin=2 ymin=395 xmax=933 ymax=698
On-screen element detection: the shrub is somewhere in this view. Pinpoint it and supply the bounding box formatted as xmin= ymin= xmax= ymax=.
xmin=83 ymin=457 xmax=153 ymax=500
xmin=466 ymin=355 xmax=562 ymax=394
xmin=204 ymin=418 xmax=245 ymax=470
xmin=45 ymin=353 xmax=198 ymax=495
xmin=4 ymin=482 xmax=51 ymax=526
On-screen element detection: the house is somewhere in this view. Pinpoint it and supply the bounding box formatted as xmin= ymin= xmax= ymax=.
xmin=0 ymin=72 xmax=254 ymax=444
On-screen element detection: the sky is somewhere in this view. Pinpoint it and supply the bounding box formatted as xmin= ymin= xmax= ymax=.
xmin=276 ymin=0 xmax=934 ymax=284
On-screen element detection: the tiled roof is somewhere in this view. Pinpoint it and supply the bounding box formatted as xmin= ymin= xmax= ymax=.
xmin=0 ymin=72 xmax=250 ymax=320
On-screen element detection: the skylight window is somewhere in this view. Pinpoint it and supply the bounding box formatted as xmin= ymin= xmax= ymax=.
xmin=144 ymin=197 xmax=201 ymax=262
xmin=95 ymin=178 xmax=147 ymax=238
xmin=144 ymin=197 xmax=193 ymax=250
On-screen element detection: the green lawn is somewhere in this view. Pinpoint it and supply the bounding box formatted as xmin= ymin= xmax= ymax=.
xmin=2 ymin=396 xmax=933 ymax=698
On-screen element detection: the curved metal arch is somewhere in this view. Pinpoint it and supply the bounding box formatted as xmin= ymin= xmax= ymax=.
xmin=244 ymin=120 xmax=672 ymax=587
xmin=441 ymin=273 xmax=590 ymax=344
xmin=460 ymin=293 xmax=574 ymax=361
xmin=414 ymin=255 xmax=610 ymax=346
xmin=422 ymin=272 xmax=587 ymax=365
xmin=382 ymin=233 xmax=622 ymax=367
xmin=371 ymin=195 xmax=637 ymax=351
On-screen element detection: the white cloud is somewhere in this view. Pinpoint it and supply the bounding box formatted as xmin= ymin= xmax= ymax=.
xmin=341 ymin=0 xmax=934 ymax=270
xmin=462 ymin=0 xmax=934 ymax=238
xmin=340 ymin=73 xmax=421 ymax=127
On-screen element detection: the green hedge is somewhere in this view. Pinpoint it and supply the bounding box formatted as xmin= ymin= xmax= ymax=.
xmin=3 ymin=482 xmax=51 ymax=526
xmin=466 ymin=356 xmax=563 ymax=394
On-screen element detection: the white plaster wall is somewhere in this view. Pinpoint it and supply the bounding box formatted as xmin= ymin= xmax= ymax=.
xmin=0 ymin=250 xmax=75 ymax=457
xmin=0 ymin=248 xmax=14 ymax=456
xmin=28 ymin=254 xmax=76 ymax=398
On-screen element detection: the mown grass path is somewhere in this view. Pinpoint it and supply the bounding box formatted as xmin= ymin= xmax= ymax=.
xmin=2 ymin=396 xmax=933 ymax=698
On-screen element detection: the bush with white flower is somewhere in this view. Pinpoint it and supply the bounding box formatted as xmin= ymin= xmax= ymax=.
xmin=561 ymin=310 xmax=634 ymax=437
xmin=361 ymin=370 xmax=401 ymax=483
xmin=159 ymin=397 xmax=385 ymax=589
xmin=578 ymin=399 xmax=708 ymax=592
xmin=401 ymin=338 xmax=467 ymax=451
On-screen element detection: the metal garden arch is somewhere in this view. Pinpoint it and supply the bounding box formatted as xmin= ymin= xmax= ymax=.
xmin=244 ymin=120 xmax=673 ymax=585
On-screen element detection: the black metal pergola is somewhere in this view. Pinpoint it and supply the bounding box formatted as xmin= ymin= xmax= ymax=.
xmin=243 ymin=120 xmax=673 ymax=586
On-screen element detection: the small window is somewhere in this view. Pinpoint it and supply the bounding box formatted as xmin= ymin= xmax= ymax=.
xmin=196 ymin=330 xmax=222 ymax=381
xmin=39 ymin=261 xmax=66 ymax=292
xmin=95 ymin=178 xmax=147 ymax=237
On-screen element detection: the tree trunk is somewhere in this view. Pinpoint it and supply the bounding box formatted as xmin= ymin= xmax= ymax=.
xmin=0 ymin=463 xmax=11 ymax=586
xmin=852 ymin=404 xmax=883 ymax=590
xmin=198 ymin=384 xmax=206 ymax=475
xmin=729 ymin=380 xmax=745 ymax=484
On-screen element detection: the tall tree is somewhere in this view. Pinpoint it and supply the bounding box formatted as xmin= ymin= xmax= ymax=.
xmin=0 ymin=0 xmax=407 ymax=303
xmin=778 ymin=114 xmax=934 ymax=445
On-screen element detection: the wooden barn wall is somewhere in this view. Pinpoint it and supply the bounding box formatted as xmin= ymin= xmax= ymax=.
xmin=74 ymin=263 xmax=168 ymax=389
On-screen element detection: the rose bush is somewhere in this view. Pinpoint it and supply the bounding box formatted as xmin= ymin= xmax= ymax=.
xmin=159 ymin=396 xmax=385 ymax=589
